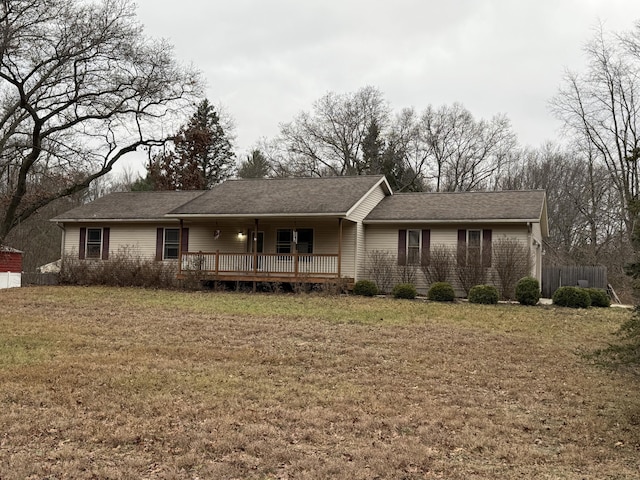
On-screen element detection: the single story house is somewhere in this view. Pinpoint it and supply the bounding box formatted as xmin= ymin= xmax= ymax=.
xmin=51 ymin=175 xmax=548 ymax=294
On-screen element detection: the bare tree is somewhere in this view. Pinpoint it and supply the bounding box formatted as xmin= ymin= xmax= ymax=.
xmin=275 ymin=86 xmax=390 ymax=176
xmin=420 ymin=103 xmax=517 ymax=192
xmin=366 ymin=250 xmax=395 ymax=294
xmin=0 ymin=0 xmax=201 ymax=243
xmin=552 ymin=23 xmax=640 ymax=240
xmin=421 ymin=244 xmax=454 ymax=285
xmin=456 ymin=253 xmax=487 ymax=296
xmin=492 ymin=237 xmax=533 ymax=300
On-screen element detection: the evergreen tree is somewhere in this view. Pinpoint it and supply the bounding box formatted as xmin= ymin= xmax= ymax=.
xmin=146 ymin=99 xmax=235 ymax=190
xmin=362 ymin=120 xmax=384 ymax=173
xmin=237 ymin=149 xmax=271 ymax=178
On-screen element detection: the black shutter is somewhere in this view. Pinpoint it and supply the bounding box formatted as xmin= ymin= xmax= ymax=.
xmin=482 ymin=229 xmax=492 ymax=268
xmin=79 ymin=227 xmax=86 ymax=260
xmin=156 ymin=228 xmax=163 ymax=261
xmin=421 ymin=229 xmax=431 ymax=266
xmin=181 ymin=227 xmax=189 ymax=253
xmin=101 ymin=227 xmax=110 ymax=260
xmin=398 ymin=229 xmax=407 ymax=266
xmin=457 ymin=229 xmax=466 ymax=267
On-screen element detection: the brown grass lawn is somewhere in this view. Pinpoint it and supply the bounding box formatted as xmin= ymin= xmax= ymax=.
xmin=0 ymin=287 xmax=639 ymax=479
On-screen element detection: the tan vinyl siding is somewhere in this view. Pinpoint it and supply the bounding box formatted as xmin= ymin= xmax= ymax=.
xmin=185 ymin=219 xmax=345 ymax=258
xmin=346 ymin=183 xmax=388 ymax=280
xmin=341 ymin=221 xmax=357 ymax=279
xmin=347 ymin=184 xmax=387 ymax=222
xmin=363 ymin=224 xmax=534 ymax=295
xmin=187 ymin=224 xmax=253 ymax=253
xmin=63 ymin=227 xmax=81 ymax=257
xmin=64 ymin=224 xmax=182 ymax=260
xmin=109 ymin=225 xmax=166 ymax=259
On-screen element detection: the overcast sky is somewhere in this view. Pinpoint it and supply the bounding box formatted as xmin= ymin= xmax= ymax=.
xmin=133 ymin=0 xmax=640 ymax=160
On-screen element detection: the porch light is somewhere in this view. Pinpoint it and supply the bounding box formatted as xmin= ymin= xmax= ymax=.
xmin=237 ymin=231 xmax=245 ymax=239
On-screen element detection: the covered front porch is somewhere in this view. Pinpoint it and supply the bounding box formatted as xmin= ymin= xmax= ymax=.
xmin=175 ymin=217 xmax=355 ymax=284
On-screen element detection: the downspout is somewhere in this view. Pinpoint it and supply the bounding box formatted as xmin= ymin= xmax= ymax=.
xmin=338 ymin=218 xmax=343 ymax=279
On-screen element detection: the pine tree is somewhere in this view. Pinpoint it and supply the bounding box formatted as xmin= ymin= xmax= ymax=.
xmin=237 ymin=149 xmax=271 ymax=178
xmin=146 ymin=99 xmax=235 ymax=190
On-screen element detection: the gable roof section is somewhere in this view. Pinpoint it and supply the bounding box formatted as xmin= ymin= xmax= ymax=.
xmin=365 ymin=190 xmax=547 ymax=228
xmin=169 ymin=175 xmax=390 ymax=217
xmin=51 ymin=191 xmax=206 ymax=222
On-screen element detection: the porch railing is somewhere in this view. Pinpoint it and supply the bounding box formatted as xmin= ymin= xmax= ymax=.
xmin=181 ymin=251 xmax=339 ymax=278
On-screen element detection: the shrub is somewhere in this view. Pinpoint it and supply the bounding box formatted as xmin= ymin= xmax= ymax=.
xmin=585 ymin=288 xmax=611 ymax=308
xmin=392 ymin=283 xmax=417 ymax=299
xmin=421 ymin=244 xmax=454 ymax=284
xmin=366 ymin=250 xmax=395 ymax=294
xmin=428 ymin=282 xmax=455 ymax=302
xmin=456 ymin=254 xmax=487 ymax=296
xmin=552 ymin=286 xmax=592 ymax=308
xmin=493 ymin=237 xmax=533 ymax=300
xmin=515 ymin=276 xmax=540 ymax=306
xmin=468 ymin=284 xmax=499 ymax=304
xmin=353 ymin=280 xmax=379 ymax=297
xmin=60 ymin=247 xmax=179 ymax=288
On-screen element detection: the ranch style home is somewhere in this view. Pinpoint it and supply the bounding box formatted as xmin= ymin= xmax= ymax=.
xmin=51 ymin=175 xmax=548 ymax=295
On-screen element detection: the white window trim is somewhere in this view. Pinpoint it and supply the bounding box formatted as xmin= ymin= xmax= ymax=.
xmin=406 ymin=229 xmax=421 ymax=265
xmin=163 ymin=228 xmax=180 ymax=260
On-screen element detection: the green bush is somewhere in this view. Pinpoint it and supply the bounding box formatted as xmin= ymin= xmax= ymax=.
xmin=468 ymin=284 xmax=499 ymax=304
xmin=427 ymin=282 xmax=455 ymax=302
xmin=552 ymin=286 xmax=591 ymax=308
xmin=515 ymin=276 xmax=540 ymax=306
xmin=585 ymin=288 xmax=611 ymax=308
xmin=392 ymin=283 xmax=417 ymax=299
xmin=353 ymin=280 xmax=378 ymax=297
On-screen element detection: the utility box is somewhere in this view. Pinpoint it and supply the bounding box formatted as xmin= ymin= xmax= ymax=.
xmin=0 ymin=246 xmax=23 ymax=289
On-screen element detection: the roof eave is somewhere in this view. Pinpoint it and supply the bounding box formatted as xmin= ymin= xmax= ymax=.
xmin=363 ymin=218 xmax=542 ymax=225
xmin=50 ymin=218 xmax=182 ymax=223
xmin=165 ymin=212 xmax=347 ymax=219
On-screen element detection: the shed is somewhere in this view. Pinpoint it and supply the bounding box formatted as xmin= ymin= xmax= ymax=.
xmin=0 ymin=246 xmax=23 ymax=289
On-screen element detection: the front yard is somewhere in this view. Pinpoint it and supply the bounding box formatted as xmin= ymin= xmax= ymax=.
xmin=0 ymin=286 xmax=638 ymax=479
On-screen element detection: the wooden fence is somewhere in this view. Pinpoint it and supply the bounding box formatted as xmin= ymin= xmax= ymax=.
xmin=21 ymin=272 xmax=59 ymax=286
xmin=542 ymin=266 xmax=607 ymax=298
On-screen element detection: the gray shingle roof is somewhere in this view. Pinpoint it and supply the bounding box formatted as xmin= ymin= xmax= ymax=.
xmin=365 ymin=190 xmax=547 ymax=222
xmin=169 ymin=175 xmax=388 ymax=216
xmin=51 ymin=191 xmax=206 ymax=221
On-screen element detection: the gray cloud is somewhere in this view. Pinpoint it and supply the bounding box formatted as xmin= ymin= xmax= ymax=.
xmin=134 ymin=0 xmax=640 ymax=155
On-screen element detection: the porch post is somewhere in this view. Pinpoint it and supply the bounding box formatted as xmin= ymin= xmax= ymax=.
xmin=338 ymin=218 xmax=342 ymax=278
xmin=253 ymin=219 xmax=259 ymax=275
xmin=253 ymin=219 xmax=259 ymax=293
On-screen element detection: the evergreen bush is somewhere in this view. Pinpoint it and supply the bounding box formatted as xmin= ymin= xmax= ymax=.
xmin=515 ymin=276 xmax=540 ymax=305
xmin=552 ymin=286 xmax=592 ymax=308
xmin=585 ymin=288 xmax=611 ymax=308
xmin=468 ymin=284 xmax=499 ymax=304
xmin=353 ymin=280 xmax=379 ymax=297
xmin=392 ymin=283 xmax=417 ymax=299
xmin=427 ymin=282 xmax=455 ymax=302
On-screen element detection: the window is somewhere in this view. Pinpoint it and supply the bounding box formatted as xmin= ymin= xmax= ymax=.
xmin=296 ymin=229 xmax=313 ymax=255
xmin=86 ymin=228 xmax=102 ymax=259
xmin=398 ymin=229 xmax=430 ymax=266
xmin=276 ymin=229 xmax=313 ymax=255
xmin=276 ymin=229 xmax=293 ymax=254
xmin=457 ymin=229 xmax=492 ymax=267
xmin=164 ymin=228 xmax=180 ymax=259
xmin=467 ymin=230 xmax=481 ymax=260
xmin=407 ymin=230 xmax=421 ymax=265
